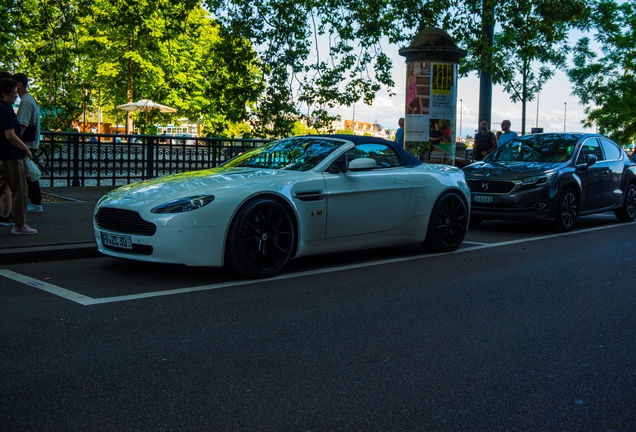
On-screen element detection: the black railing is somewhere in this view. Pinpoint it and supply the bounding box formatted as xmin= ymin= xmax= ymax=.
xmin=36 ymin=132 xmax=269 ymax=187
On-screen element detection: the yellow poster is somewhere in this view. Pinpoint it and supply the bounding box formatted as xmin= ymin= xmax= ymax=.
xmin=432 ymin=64 xmax=452 ymax=95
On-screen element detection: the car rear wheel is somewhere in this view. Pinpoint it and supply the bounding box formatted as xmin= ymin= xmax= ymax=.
xmin=554 ymin=187 xmax=578 ymax=231
xmin=422 ymin=191 xmax=468 ymax=252
xmin=615 ymin=183 xmax=636 ymax=222
xmin=226 ymin=197 xmax=295 ymax=278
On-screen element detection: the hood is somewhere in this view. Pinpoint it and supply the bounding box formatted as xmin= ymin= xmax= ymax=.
xmin=463 ymin=161 xmax=564 ymax=180
xmin=98 ymin=167 xmax=296 ymax=208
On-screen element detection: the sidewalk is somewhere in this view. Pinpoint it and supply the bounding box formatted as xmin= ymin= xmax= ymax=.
xmin=0 ymin=186 xmax=117 ymax=265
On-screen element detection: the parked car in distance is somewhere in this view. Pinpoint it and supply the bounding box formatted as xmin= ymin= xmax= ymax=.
xmin=463 ymin=133 xmax=636 ymax=231
xmin=94 ymin=135 xmax=471 ymax=278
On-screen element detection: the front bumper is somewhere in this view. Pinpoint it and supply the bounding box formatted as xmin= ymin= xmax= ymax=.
xmin=470 ymin=185 xmax=558 ymax=221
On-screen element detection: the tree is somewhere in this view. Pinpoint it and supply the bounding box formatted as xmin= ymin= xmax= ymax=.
xmin=79 ymin=0 xmax=264 ymax=136
xmin=459 ymin=0 xmax=590 ymax=135
xmin=568 ymin=0 xmax=636 ymax=143
xmin=11 ymin=0 xmax=89 ymax=131
xmin=204 ymin=0 xmax=456 ymax=137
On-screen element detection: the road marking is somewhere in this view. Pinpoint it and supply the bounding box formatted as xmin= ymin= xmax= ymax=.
xmin=1 ymin=222 xmax=633 ymax=305
xmin=0 ymin=270 xmax=95 ymax=306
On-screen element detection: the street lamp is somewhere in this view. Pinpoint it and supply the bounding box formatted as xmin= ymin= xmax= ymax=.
xmin=536 ymin=91 xmax=540 ymax=128
xmin=459 ymin=99 xmax=463 ymax=138
xmin=564 ymin=102 xmax=567 ymax=132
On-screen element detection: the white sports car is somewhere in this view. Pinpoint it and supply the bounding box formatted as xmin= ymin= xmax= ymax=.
xmin=94 ymin=135 xmax=471 ymax=278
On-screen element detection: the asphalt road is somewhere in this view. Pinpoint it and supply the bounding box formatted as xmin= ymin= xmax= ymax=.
xmin=1 ymin=216 xmax=635 ymax=431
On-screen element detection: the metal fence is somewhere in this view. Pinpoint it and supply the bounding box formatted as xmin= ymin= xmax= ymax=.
xmin=36 ymin=132 xmax=269 ymax=187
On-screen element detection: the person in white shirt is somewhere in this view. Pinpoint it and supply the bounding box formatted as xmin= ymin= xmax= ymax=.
xmin=13 ymin=73 xmax=42 ymax=213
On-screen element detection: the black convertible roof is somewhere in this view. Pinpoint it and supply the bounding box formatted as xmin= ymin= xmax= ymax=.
xmin=308 ymin=134 xmax=423 ymax=167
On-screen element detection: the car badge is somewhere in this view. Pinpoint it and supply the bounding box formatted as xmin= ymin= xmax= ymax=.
xmin=481 ymin=182 xmax=489 ymax=191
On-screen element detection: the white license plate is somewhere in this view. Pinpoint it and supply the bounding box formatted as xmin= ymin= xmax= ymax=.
xmin=474 ymin=195 xmax=494 ymax=204
xmin=100 ymin=232 xmax=133 ymax=250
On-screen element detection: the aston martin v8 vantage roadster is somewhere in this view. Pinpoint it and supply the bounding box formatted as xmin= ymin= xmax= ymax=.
xmin=94 ymin=135 xmax=470 ymax=278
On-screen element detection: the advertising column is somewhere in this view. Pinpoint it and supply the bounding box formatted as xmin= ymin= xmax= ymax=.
xmin=399 ymin=28 xmax=466 ymax=164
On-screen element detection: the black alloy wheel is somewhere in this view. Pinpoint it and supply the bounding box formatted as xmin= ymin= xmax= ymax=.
xmin=226 ymin=197 xmax=295 ymax=278
xmin=554 ymin=187 xmax=578 ymax=231
xmin=423 ymin=191 xmax=468 ymax=252
xmin=615 ymin=183 xmax=636 ymax=222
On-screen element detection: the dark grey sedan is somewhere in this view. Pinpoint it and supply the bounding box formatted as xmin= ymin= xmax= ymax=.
xmin=463 ymin=133 xmax=636 ymax=230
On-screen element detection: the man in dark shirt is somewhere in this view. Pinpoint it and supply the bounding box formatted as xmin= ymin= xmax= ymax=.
xmin=0 ymin=78 xmax=37 ymax=235
xmin=473 ymin=119 xmax=498 ymax=162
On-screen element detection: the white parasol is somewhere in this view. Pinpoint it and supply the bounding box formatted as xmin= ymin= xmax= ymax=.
xmin=117 ymin=99 xmax=177 ymax=134
xmin=116 ymin=99 xmax=177 ymax=113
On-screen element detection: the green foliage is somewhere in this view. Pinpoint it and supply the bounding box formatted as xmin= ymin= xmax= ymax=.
xmin=459 ymin=0 xmax=590 ymax=134
xmin=1 ymin=0 xmax=263 ymax=135
xmin=204 ymin=0 xmax=454 ymax=137
xmin=568 ymin=0 xmax=636 ymax=142
xmin=291 ymin=121 xmax=317 ymax=136
xmin=0 ymin=0 xmax=600 ymax=138
xmin=335 ymin=129 xmax=354 ymax=135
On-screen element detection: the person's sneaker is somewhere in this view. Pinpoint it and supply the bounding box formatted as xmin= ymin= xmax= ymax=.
xmin=27 ymin=204 xmax=43 ymax=213
xmin=11 ymin=225 xmax=37 ymax=235
xmin=0 ymin=214 xmax=15 ymax=226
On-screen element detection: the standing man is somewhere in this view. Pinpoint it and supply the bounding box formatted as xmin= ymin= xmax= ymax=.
xmin=0 ymin=71 xmax=13 ymax=226
xmin=0 ymin=78 xmax=36 ymax=235
xmin=472 ymin=119 xmax=497 ymax=162
xmin=497 ymin=119 xmax=518 ymax=146
xmin=13 ymin=73 xmax=42 ymax=213
xmin=395 ymin=117 xmax=404 ymax=146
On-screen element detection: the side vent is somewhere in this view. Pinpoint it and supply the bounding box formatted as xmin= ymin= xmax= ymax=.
xmin=295 ymin=191 xmax=325 ymax=202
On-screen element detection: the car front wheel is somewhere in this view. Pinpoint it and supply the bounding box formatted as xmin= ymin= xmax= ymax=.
xmin=226 ymin=197 xmax=295 ymax=278
xmin=554 ymin=187 xmax=578 ymax=231
xmin=422 ymin=191 xmax=468 ymax=252
xmin=615 ymin=183 xmax=636 ymax=222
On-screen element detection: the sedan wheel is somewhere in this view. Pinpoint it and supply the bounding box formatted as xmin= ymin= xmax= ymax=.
xmin=615 ymin=183 xmax=636 ymax=222
xmin=423 ymin=191 xmax=468 ymax=252
xmin=226 ymin=197 xmax=295 ymax=278
xmin=554 ymin=187 xmax=578 ymax=231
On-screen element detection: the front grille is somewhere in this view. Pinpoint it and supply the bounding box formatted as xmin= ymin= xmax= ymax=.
xmin=467 ymin=180 xmax=515 ymax=194
xmin=95 ymin=207 xmax=157 ymax=236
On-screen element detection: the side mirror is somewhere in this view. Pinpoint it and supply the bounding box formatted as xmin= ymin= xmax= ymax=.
xmin=348 ymin=158 xmax=377 ymax=171
xmin=585 ymin=154 xmax=597 ymax=167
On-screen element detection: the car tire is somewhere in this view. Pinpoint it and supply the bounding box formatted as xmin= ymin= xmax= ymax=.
xmin=226 ymin=197 xmax=295 ymax=278
xmin=553 ymin=187 xmax=578 ymax=231
xmin=422 ymin=191 xmax=468 ymax=252
xmin=615 ymin=183 xmax=636 ymax=222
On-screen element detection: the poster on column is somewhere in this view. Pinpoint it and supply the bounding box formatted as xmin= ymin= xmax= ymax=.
xmin=404 ymin=61 xmax=458 ymax=164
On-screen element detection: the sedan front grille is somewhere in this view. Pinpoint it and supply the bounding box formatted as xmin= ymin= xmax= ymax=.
xmin=467 ymin=180 xmax=515 ymax=194
xmin=95 ymin=207 xmax=157 ymax=236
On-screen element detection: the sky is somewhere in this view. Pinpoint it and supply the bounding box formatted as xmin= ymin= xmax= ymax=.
xmin=327 ymin=42 xmax=593 ymax=136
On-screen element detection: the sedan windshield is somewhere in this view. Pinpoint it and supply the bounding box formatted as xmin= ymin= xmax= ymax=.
xmin=223 ymin=137 xmax=344 ymax=171
xmin=490 ymin=133 xmax=581 ymax=163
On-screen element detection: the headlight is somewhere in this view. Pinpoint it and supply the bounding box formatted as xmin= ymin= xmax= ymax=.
xmin=520 ymin=172 xmax=556 ymax=186
xmin=150 ymin=195 xmax=215 ymax=214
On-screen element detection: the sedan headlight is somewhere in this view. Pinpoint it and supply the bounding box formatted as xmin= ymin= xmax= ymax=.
xmin=520 ymin=172 xmax=557 ymax=186
xmin=150 ymin=195 xmax=215 ymax=214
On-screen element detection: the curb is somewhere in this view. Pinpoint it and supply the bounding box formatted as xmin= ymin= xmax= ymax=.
xmin=0 ymin=243 xmax=102 ymax=265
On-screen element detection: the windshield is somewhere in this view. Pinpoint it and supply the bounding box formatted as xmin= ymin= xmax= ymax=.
xmin=223 ymin=137 xmax=345 ymax=171
xmin=490 ymin=133 xmax=581 ymax=163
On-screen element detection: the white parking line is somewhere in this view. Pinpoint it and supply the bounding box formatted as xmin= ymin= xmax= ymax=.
xmin=1 ymin=222 xmax=633 ymax=305
xmin=0 ymin=270 xmax=95 ymax=305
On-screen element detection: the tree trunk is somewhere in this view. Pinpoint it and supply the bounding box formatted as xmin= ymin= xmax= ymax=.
xmin=125 ymin=34 xmax=135 ymax=134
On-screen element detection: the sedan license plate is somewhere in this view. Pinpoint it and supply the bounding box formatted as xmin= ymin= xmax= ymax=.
xmin=474 ymin=195 xmax=494 ymax=204
xmin=100 ymin=232 xmax=132 ymax=250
